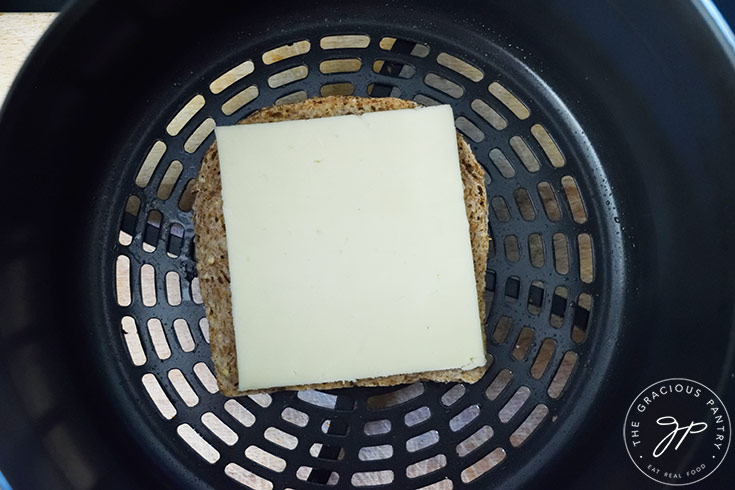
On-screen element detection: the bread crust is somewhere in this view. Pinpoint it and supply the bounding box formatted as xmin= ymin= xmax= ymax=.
xmin=193 ymin=96 xmax=490 ymax=396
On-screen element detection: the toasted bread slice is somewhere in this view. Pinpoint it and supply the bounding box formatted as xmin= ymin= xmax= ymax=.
xmin=193 ymin=96 xmax=490 ymax=396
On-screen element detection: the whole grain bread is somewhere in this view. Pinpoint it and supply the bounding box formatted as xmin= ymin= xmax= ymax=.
xmin=193 ymin=96 xmax=490 ymax=397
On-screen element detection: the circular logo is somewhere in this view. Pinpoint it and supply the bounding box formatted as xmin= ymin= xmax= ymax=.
xmin=624 ymin=378 xmax=731 ymax=486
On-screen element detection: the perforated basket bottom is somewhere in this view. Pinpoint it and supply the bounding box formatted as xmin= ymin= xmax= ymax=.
xmin=106 ymin=27 xmax=621 ymax=490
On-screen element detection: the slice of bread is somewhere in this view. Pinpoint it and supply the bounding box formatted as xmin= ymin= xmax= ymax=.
xmin=193 ymin=96 xmax=490 ymax=397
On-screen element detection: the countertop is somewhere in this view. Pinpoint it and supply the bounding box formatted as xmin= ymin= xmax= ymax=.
xmin=0 ymin=12 xmax=57 ymax=105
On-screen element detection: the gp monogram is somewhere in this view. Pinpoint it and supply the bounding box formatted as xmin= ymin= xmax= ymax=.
xmin=624 ymin=378 xmax=731 ymax=486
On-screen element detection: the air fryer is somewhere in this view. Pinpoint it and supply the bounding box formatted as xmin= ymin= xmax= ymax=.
xmin=1 ymin=1 xmax=734 ymax=489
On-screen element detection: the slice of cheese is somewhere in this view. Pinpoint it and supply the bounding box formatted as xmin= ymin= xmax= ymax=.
xmin=215 ymin=105 xmax=486 ymax=392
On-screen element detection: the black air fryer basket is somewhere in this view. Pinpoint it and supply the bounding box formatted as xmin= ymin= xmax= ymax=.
xmin=1 ymin=1 xmax=734 ymax=489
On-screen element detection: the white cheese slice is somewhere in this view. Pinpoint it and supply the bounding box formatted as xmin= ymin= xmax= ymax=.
xmin=215 ymin=104 xmax=486 ymax=392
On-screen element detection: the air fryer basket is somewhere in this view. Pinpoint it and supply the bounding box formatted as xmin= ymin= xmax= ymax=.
xmin=1 ymin=1 xmax=734 ymax=489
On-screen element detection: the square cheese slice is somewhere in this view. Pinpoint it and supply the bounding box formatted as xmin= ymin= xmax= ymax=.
xmin=215 ymin=104 xmax=486 ymax=392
